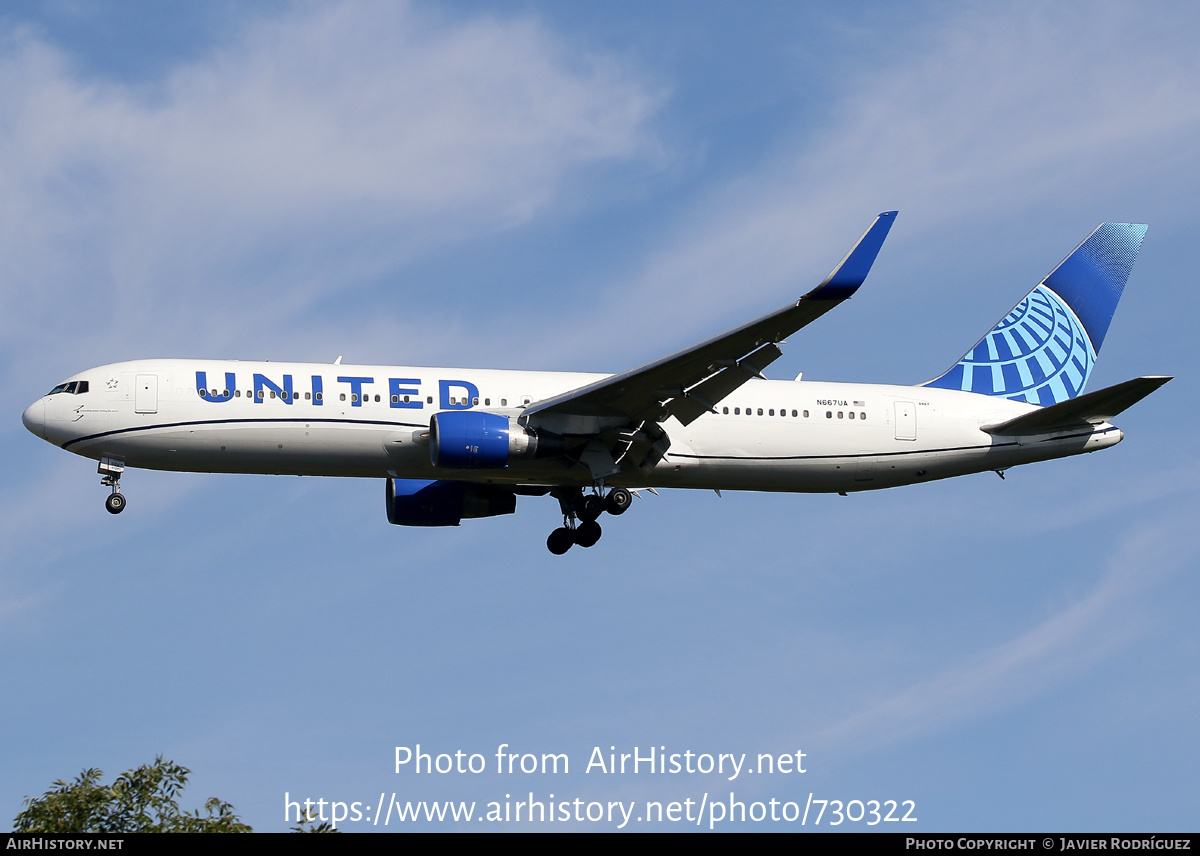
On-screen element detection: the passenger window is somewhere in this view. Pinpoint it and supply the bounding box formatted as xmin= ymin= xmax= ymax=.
xmin=500 ymin=398 xmax=507 ymax=406
xmin=861 ymin=412 xmax=866 ymax=420
xmin=340 ymin=393 xmax=346 ymax=401
xmin=757 ymin=408 xmax=763 ymax=416
xmin=485 ymin=398 xmax=490 ymax=406
xmin=769 ymin=409 xmax=775 ymax=416
xmin=391 ymin=395 xmax=399 ymax=403
xmin=427 ymin=396 xmax=434 ymax=404
xmin=838 ymin=411 xmax=843 ymax=418
xmin=472 ymin=397 xmax=479 ymax=406
xmin=375 ymin=394 xmax=381 ymax=402
xmin=304 ymin=392 xmax=310 ymax=400
xmin=826 ymin=411 xmax=831 ymax=418
xmin=235 ymin=390 xmax=241 ymax=398
xmin=351 ymin=394 xmax=358 ymax=402
xmin=403 ymin=395 xmax=410 ymax=403
xmin=722 ymin=407 xmax=729 ymax=414
xmin=734 ymin=407 xmax=740 ymax=415
xmin=315 ymin=392 xmax=323 ymax=401
xmin=849 ymin=412 xmax=855 ymax=419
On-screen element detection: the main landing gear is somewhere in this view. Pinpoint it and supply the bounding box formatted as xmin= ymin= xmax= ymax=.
xmin=546 ymin=487 xmax=633 ymax=555
xmin=99 ymin=457 xmax=126 ymax=515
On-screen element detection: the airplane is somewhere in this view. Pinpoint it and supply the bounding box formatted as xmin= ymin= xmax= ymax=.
xmin=22 ymin=213 xmax=1170 ymax=554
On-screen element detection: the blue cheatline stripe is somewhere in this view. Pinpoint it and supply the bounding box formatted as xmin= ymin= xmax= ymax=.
xmin=61 ymin=417 xmax=428 ymax=450
xmin=672 ymin=428 xmax=1116 ymax=463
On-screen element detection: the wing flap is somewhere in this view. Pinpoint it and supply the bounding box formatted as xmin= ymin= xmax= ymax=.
xmin=667 ymin=342 xmax=783 ymax=425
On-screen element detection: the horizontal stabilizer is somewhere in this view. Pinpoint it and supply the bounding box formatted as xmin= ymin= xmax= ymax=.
xmin=982 ymin=376 xmax=1171 ymax=435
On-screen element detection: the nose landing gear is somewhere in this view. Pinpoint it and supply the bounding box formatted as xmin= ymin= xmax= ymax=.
xmin=545 ymin=487 xmax=634 ymax=554
xmin=99 ymin=457 xmax=126 ymax=515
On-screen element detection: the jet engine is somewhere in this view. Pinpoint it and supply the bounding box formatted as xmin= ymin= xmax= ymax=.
xmin=386 ymin=478 xmax=517 ymax=526
xmin=428 ymin=411 xmax=560 ymax=469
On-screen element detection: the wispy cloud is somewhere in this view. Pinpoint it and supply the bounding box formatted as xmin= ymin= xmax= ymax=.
xmin=0 ymin=1 xmax=663 ymax=371
xmin=511 ymin=2 xmax=1200 ymax=369
xmin=812 ymin=504 xmax=1200 ymax=754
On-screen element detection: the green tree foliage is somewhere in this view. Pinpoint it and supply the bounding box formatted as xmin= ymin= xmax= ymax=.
xmin=291 ymin=807 xmax=338 ymax=833
xmin=13 ymin=756 xmax=251 ymax=833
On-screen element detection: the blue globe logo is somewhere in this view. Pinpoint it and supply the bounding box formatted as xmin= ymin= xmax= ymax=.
xmin=955 ymin=285 xmax=1095 ymax=404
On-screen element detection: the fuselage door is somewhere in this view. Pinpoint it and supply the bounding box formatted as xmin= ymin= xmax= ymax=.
xmin=134 ymin=374 xmax=159 ymax=414
xmin=894 ymin=400 xmax=916 ymax=441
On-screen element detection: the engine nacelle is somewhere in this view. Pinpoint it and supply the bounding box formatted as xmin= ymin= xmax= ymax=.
xmin=429 ymin=411 xmax=542 ymax=469
xmin=386 ymin=478 xmax=517 ymax=527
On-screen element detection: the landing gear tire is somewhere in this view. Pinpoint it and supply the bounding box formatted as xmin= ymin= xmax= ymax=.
xmin=105 ymin=493 xmax=126 ymax=515
xmin=605 ymin=487 xmax=632 ymax=516
xmin=574 ymin=519 xmax=602 ymax=548
xmin=580 ymin=495 xmax=604 ymax=522
xmin=547 ymin=527 xmax=574 ymax=555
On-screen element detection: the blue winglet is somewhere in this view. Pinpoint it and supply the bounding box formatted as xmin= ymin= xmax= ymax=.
xmin=807 ymin=211 xmax=898 ymax=300
xmin=924 ymin=223 xmax=1148 ymax=405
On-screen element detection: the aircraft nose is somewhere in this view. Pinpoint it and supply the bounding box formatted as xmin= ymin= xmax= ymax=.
xmin=22 ymin=399 xmax=45 ymax=439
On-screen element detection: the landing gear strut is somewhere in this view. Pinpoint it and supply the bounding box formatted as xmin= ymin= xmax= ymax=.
xmin=545 ymin=487 xmax=634 ymax=554
xmin=99 ymin=457 xmax=126 ymax=515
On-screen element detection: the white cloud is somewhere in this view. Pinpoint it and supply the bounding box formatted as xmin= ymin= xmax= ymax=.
xmin=812 ymin=504 xmax=1200 ymax=754
xmin=0 ymin=1 xmax=663 ymax=367
xmin=515 ymin=2 xmax=1200 ymax=370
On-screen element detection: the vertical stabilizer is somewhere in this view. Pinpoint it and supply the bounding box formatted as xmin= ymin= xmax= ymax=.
xmin=924 ymin=223 xmax=1147 ymax=405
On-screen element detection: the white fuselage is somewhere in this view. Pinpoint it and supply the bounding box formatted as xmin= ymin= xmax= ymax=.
xmin=23 ymin=358 xmax=1122 ymax=493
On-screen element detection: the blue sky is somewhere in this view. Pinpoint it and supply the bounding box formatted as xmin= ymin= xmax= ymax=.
xmin=3 ymin=0 xmax=1198 ymax=831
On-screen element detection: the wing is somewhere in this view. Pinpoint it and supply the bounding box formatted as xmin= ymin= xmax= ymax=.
xmin=521 ymin=211 xmax=897 ymax=477
xmin=526 ymin=211 xmax=896 ymax=429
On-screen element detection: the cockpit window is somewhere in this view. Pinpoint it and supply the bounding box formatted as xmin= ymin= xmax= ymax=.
xmin=47 ymin=381 xmax=89 ymax=395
